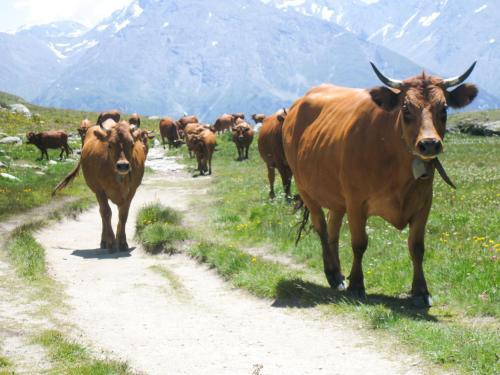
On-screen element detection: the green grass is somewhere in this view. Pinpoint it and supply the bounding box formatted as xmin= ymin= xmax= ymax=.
xmin=34 ymin=330 xmax=133 ymax=375
xmin=136 ymin=203 xmax=187 ymax=253
xmin=182 ymin=130 xmax=499 ymax=374
xmin=6 ymin=229 xmax=46 ymax=281
xmin=189 ymin=242 xmax=304 ymax=299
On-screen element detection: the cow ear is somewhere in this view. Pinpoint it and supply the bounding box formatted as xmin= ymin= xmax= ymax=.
xmin=448 ymin=84 xmax=478 ymax=109
xmin=277 ymin=114 xmax=286 ymax=123
xmin=369 ymin=86 xmax=400 ymax=111
xmin=94 ymin=128 xmax=111 ymax=141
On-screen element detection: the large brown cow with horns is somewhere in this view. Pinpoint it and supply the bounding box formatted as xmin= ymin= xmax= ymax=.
xmin=283 ymin=62 xmax=478 ymax=307
xmin=53 ymin=120 xmax=148 ymax=252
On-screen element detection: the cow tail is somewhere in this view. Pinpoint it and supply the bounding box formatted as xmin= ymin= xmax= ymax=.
xmin=295 ymin=206 xmax=310 ymax=246
xmin=52 ymin=160 xmax=81 ymax=196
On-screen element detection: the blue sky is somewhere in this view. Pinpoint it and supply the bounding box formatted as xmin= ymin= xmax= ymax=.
xmin=0 ymin=0 xmax=131 ymax=32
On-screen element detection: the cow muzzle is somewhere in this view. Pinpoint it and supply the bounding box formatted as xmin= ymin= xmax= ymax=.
xmin=116 ymin=161 xmax=131 ymax=174
xmin=416 ymin=138 xmax=443 ymax=159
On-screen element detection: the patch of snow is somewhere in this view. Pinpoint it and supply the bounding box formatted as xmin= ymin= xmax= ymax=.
xmin=321 ymin=7 xmax=334 ymax=22
xmin=55 ymin=43 xmax=70 ymax=47
xmin=64 ymin=40 xmax=98 ymax=52
xmin=474 ymin=5 xmax=487 ymax=13
xmin=489 ymin=38 xmax=495 ymax=44
xmin=208 ymin=11 xmax=212 ymax=18
xmin=131 ymin=2 xmax=144 ymax=18
xmin=162 ymin=21 xmax=169 ymax=28
xmin=211 ymin=41 xmax=218 ymax=47
xmin=419 ymin=12 xmax=440 ymax=27
xmin=395 ymin=11 xmax=418 ymax=38
xmin=47 ymin=43 xmax=67 ymax=59
xmin=85 ymin=40 xmax=99 ymax=49
xmin=75 ymin=87 xmax=80 ymax=91
xmin=368 ymin=23 xmax=394 ymax=41
xmin=97 ymin=24 xmax=109 ymax=32
xmin=115 ymin=19 xmax=130 ymax=32
xmin=67 ymin=29 xmax=86 ymax=38
xmin=276 ymin=0 xmax=306 ymax=9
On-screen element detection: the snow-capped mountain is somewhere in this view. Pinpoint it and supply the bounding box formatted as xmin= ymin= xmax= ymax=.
xmin=0 ymin=0 xmax=497 ymax=119
xmin=266 ymin=0 xmax=500 ymax=104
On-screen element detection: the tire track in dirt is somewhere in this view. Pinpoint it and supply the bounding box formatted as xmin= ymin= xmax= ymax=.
xmin=36 ymin=147 xmax=431 ymax=375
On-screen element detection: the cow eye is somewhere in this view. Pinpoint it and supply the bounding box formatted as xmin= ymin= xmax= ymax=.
xmin=402 ymin=103 xmax=412 ymax=121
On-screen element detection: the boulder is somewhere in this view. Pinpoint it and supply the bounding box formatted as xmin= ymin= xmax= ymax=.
xmin=0 ymin=172 xmax=20 ymax=181
xmin=0 ymin=136 xmax=22 ymax=145
xmin=456 ymin=121 xmax=500 ymax=136
xmin=9 ymin=103 xmax=31 ymax=117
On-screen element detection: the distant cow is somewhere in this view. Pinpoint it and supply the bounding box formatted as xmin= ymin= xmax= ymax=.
xmin=26 ymin=131 xmax=72 ymax=160
xmin=129 ymin=113 xmax=141 ymax=128
xmin=185 ymin=123 xmax=206 ymax=158
xmin=232 ymin=112 xmax=245 ymax=121
xmin=190 ymin=129 xmax=216 ymax=176
xmin=159 ymin=117 xmax=184 ymax=149
xmin=213 ymin=114 xmax=235 ymax=134
xmin=252 ymin=113 xmax=266 ymax=124
xmin=176 ymin=115 xmax=199 ymax=134
xmin=78 ymin=119 xmax=93 ymax=145
xmin=96 ymin=110 xmax=121 ymax=126
xmin=232 ymin=121 xmax=253 ymax=160
xmin=258 ymin=109 xmax=291 ymax=199
xmin=133 ymin=128 xmax=155 ymax=154
xmin=53 ymin=121 xmax=148 ymax=252
xmin=282 ymin=62 xmax=478 ymax=306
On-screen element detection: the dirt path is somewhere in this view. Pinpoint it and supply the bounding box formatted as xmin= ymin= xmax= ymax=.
xmin=36 ymin=147 xmax=428 ymax=375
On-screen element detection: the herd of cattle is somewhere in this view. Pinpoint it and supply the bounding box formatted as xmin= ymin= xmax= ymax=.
xmin=48 ymin=62 xmax=479 ymax=307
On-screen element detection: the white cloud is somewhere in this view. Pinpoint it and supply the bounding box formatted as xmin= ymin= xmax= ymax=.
xmin=11 ymin=0 xmax=132 ymax=29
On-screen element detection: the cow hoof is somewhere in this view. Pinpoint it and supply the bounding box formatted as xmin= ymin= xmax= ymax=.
xmin=412 ymin=294 xmax=433 ymax=308
xmin=118 ymin=242 xmax=129 ymax=252
xmin=325 ymin=273 xmax=345 ymax=291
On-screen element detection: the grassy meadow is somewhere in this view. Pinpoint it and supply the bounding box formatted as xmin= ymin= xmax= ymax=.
xmin=172 ymin=126 xmax=499 ymax=374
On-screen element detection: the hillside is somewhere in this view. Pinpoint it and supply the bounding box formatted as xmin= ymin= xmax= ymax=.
xmin=5 ymin=0 xmax=495 ymax=121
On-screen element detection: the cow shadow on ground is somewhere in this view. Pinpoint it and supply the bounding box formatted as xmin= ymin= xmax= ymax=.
xmin=70 ymin=247 xmax=135 ymax=259
xmin=272 ymin=279 xmax=437 ymax=323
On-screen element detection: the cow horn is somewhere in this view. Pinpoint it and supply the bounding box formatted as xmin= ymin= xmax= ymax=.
xmin=442 ymin=61 xmax=476 ymax=88
xmin=283 ymin=107 xmax=287 ymax=115
xmin=370 ymin=62 xmax=404 ymax=89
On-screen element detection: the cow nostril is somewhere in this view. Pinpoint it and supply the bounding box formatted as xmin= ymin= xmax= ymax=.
xmin=116 ymin=163 xmax=130 ymax=171
xmin=418 ymin=139 xmax=442 ymax=156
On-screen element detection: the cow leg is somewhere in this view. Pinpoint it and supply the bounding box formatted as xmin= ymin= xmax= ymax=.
xmin=326 ymin=209 xmax=346 ymax=290
xmin=346 ymin=208 xmax=368 ymax=297
xmin=96 ymin=192 xmax=116 ymax=251
xmin=277 ymin=166 xmax=292 ymax=200
xmin=302 ymin=193 xmax=345 ymax=290
xmin=59 ymin=147 xmax=64 ymax=160
xmin=43 ymin=148 xmax=49 ymax=160
xmin=208 ymin=153 xmax=212 ymax=175
xmin=116 ymin=201 xmax=131 ymax=251
xmin=267 ymin=166 xmax=276 ymax=199
xmin=245 ymin=146 xmax=249 ymax=159
xmin=408 ymin=202 xmax=432 ymax=307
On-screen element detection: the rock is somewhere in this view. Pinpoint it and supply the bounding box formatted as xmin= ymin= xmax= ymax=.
xmin=48 ymin=160 xmax=58 ymax=165
xmin=35 ymin=171 xmax=46 ymax=176
xmin=0 ymin=173 xmax=20 ymax=181
xmin=0 ymin=161 xmax=7 ymax=168
xmin=457 ymin=121 xmax=500 ymax=136
xmin=0 ymin=136 xmax=22 ymax=145
xmin=153 ymin=139 xmax=161 ymax=147
xmin=9 ymin=103 xmax=31 ymax=117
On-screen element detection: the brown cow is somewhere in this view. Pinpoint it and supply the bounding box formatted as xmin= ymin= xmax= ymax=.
xmin=78 ymin=119 xmax=93 ymax=145
xmin=176 ymin=115 xmax=199 ymax=133
xmin=258 ymin=109 xmax=291 ymax=199
xmin=96 ymin=110 xmax=121 ymax=126
xmin=26 ymin=131 xmax=72 ymax=160
xmin=190 ymin=129 xmax=216 ymax=175
xmin=159 ymin=117 xmax=184 ymax=149
xmin=252 ymin=113 xmax=266 ymax=124
xmin=129 ymin=113 xmax=141 ymax=128
xmin=232 ymin=121 xmax=254 ymax=160
xmin=213 ymin=114 xmax=235 ymax=134
xmin=185 ymin=123 xmax=206 ymax=158
xmin=232 ymin=112 xmax=245 ymax=121
xmin=282 ymin=62 xmax=478 ymax=307
xmin=53 ymin=121 xmax=148 ymax=252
